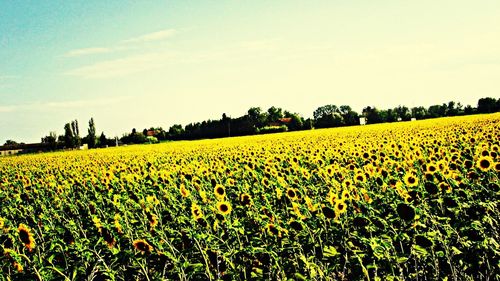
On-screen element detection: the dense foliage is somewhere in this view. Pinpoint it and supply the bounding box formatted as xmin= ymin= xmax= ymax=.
xmin=1 ymin=114 xmax=499 ymax=280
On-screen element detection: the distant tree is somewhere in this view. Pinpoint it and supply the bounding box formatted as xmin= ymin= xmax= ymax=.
xmin=447 ymin=101 xmax=459 ymax=116
xmin=247 ymin=107 xmax=267 ymax=128
xmin=362 ymin=106 xmax=383 ymax=124
xmin=267 ymin=106 xmax=283 ymax=123
xmin=313 ymin=105 xmax=344 ymax=128
xmin=477 ymin=97 xmax=498 ymax=113
xmin=3 ymin=140 xmax=18 ymax=146
xmin=428 ymin=105 xmax=442 ymax=118
xmin=339 ymin=105 xmax=359 ymax=126
xmin=70 ymin=120 xmax=81 ymax=147
xmin=303 ymin=118 xmax=314 ymax=130
xmin=464 ymin=105 xmax=475 ymax=115
xmin=64 ymin=123 xmax=74 ymax=148
xmin=313 ymin=105 xmax=339 ymax=120
xmin=385 ymin=108 xmax=397 ymax=122
xmin=99 ymin=132 xmax=108 ymax=147
xmin=283 ymin=112 xmax=304 ymax=131
xmin=87 ymin=118 xmax=97 ymax=148
xmin=41 ymin=131 xmax=58 ymax=150
xmin=168 ymin=124 xmax=184 ymax=139
xmin=411 ymin=106 xmax=427 ymax=120
xmin=394 ymin=105 xmax=410 ymax=121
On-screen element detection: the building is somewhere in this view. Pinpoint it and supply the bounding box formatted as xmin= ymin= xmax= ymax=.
xmin=0 ymin=143 xmax=53 ymax=157
xmin=269 ymin=118 xmax=292 ymax=127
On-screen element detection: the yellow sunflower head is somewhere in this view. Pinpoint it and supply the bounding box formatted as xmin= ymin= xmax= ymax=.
xmin=214 ymin=184 xmax=226 ymax=200
xmin=216 ymin=201 xmax=232 ymax=216
xmin=476 ymin=156 xmax=493 ymax=172
xmin=133 ymin=239 xmax=153 ymax=253
xmin=18 ymin=224 xmax=35 ymax=251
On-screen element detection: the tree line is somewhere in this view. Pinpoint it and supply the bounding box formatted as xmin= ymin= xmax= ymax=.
xmin=2 ymin=96 xmax=499 ymax=149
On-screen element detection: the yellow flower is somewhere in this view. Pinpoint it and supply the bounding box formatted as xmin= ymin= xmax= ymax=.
xmin=476 ymin=156 xmax=493 ymax=172
xmin=180 ymin=184 xmax=190 ymax=198
xmin=216 ymin=201 xmax=232 ymax=216
xmin=214 ymin=184 xmax=225 ymax=200
xmin=191 ymin=202 xmax=204 ymax=220
xmin=403 ymin=173 xmax=419 ymax=187
xmin=133 ymin=239 xmax=153 ymax=253
xmin=18 ymin=224 xmax=35 ymax=251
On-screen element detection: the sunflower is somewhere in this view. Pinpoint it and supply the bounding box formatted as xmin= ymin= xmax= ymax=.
xmin=133 ymin=239 xmax=153 ymax=254
xmin=18 ymin=224 xmax=35 ymax=251
xmin=101 ymin=228 xmax=116 ymax=248
xmin=214 ymin=184 xmax=226 ymax=200
xmin=114 ymin=214 xmax=123 ymax=234
xmin=354 ymin=173 xmax=366 ymax=184
xmin=476 ymin=156 xmax=493 ymax=172
xmin=180 ymin=184 xmax=190 ymax=198
xmin=322 ymin=206 xmax=335 ymax=219
xmin=191 ymin=202 xmax=204 ymax=220
xmin=288 ymin=219 xmax=303 ymax=232
xmin=265 ymin=223 xmax=280 ymax=236
xmin=334 ymin=200 xmax=347 ymax=215
xmin=341 ymin=189 xmax=352 ymax=201
xmin=261 ymin=177 xmax=270 ymax=188
xmin=286 ymin=188 xmax=298 ymax=201
xmin=226 ymin=178 xmax=235 ymax=186
xmin=327 ymin=191 xmax=337 ymax=206
xmin=304 ymin=196 xmax=318 ymax=212
xmin=216 ymin=201 xmax=232 ymax=216
xmin=403 ymin=173 xmax=419 ymax=187
xmin=146 ymin=210 xmax=158 ymax=228
xmin=396 ymin=203 xmax=415 ymax=221
xmin=426 ymin=164 xmax=437 ymax=174
xmin=240 ymin=193 xmax=252 ymax=206
xmin=342 ymin=179 xmax=353 ymax=189
xmin=495 ymin=162 xmax=500 ymax=173
xmin=13 ymin=261 xmax=23 ymax=273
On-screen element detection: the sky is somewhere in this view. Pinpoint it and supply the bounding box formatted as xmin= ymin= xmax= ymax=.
xmin=1 ymin=1 xmax=499 ymax=143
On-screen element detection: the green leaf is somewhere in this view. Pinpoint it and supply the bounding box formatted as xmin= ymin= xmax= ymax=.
xmin=396 ymin=257 xmax=408 ymax=264
xmin=294 ymin=273 xmax=307 ymax=281
xmin=323 ymin=245 xmax=339 ymax=258
xmin=451 ymin=246 xmax=462 ymax=255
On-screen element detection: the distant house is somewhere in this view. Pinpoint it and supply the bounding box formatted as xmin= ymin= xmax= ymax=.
xmin=269 ymin=118 xmax=292 ymax=127
xmin=0 ymin=143 xmax=52 ymax=157
xmin=359 ymin=117 xmax=367 ymax=125
xmin=146 ymin=130 xmax=158 ymax=137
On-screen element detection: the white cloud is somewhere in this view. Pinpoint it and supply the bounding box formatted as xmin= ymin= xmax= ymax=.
xmin=63 ymin=47 xmax=112 ymax=57
xmin=0 ymin=96 xmax=132 ymax=113
xmin=122 ymin=29 xmax=177 ymax=44
xmin=64 ymin=51 xmax=176 ymax=79
xmin=62 ymin=28 xmax=177 ymax=58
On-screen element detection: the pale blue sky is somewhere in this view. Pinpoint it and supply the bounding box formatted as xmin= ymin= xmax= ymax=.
xmin=1 ymin=1 xmax=499 ymax=143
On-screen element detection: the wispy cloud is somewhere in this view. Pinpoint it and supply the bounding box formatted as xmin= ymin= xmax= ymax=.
xmin=62 ymin=28 xmax=177 ymax=58
xmin=63 ymin=47 xmax=112 ymax=57
xmin=64 ymin=51 xmax=176 ymax=79
xmin=122 ymin=28 xmax=177 ymax=44
xmin=0 ymin=96 xmax=132 ymax=113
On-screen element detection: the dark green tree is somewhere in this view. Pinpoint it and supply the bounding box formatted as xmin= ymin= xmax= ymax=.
xmin=267 ymin=106 xmax=283 ymax=123
xmin=3 ymin=140 xmax=18 ymax=146
xmin=99 ymin=132 xmax=107 ymax=147
xmin=477 ymin=97 xmax=498 ymax=113
xmin=64 ymin=123 xmax=74 ymax=148
xmin=87 ymin=118 xmax=97 ymax=148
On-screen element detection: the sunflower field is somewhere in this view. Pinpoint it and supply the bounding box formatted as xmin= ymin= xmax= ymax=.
xmin=1 ymin=114 xmax=499 ymax=280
